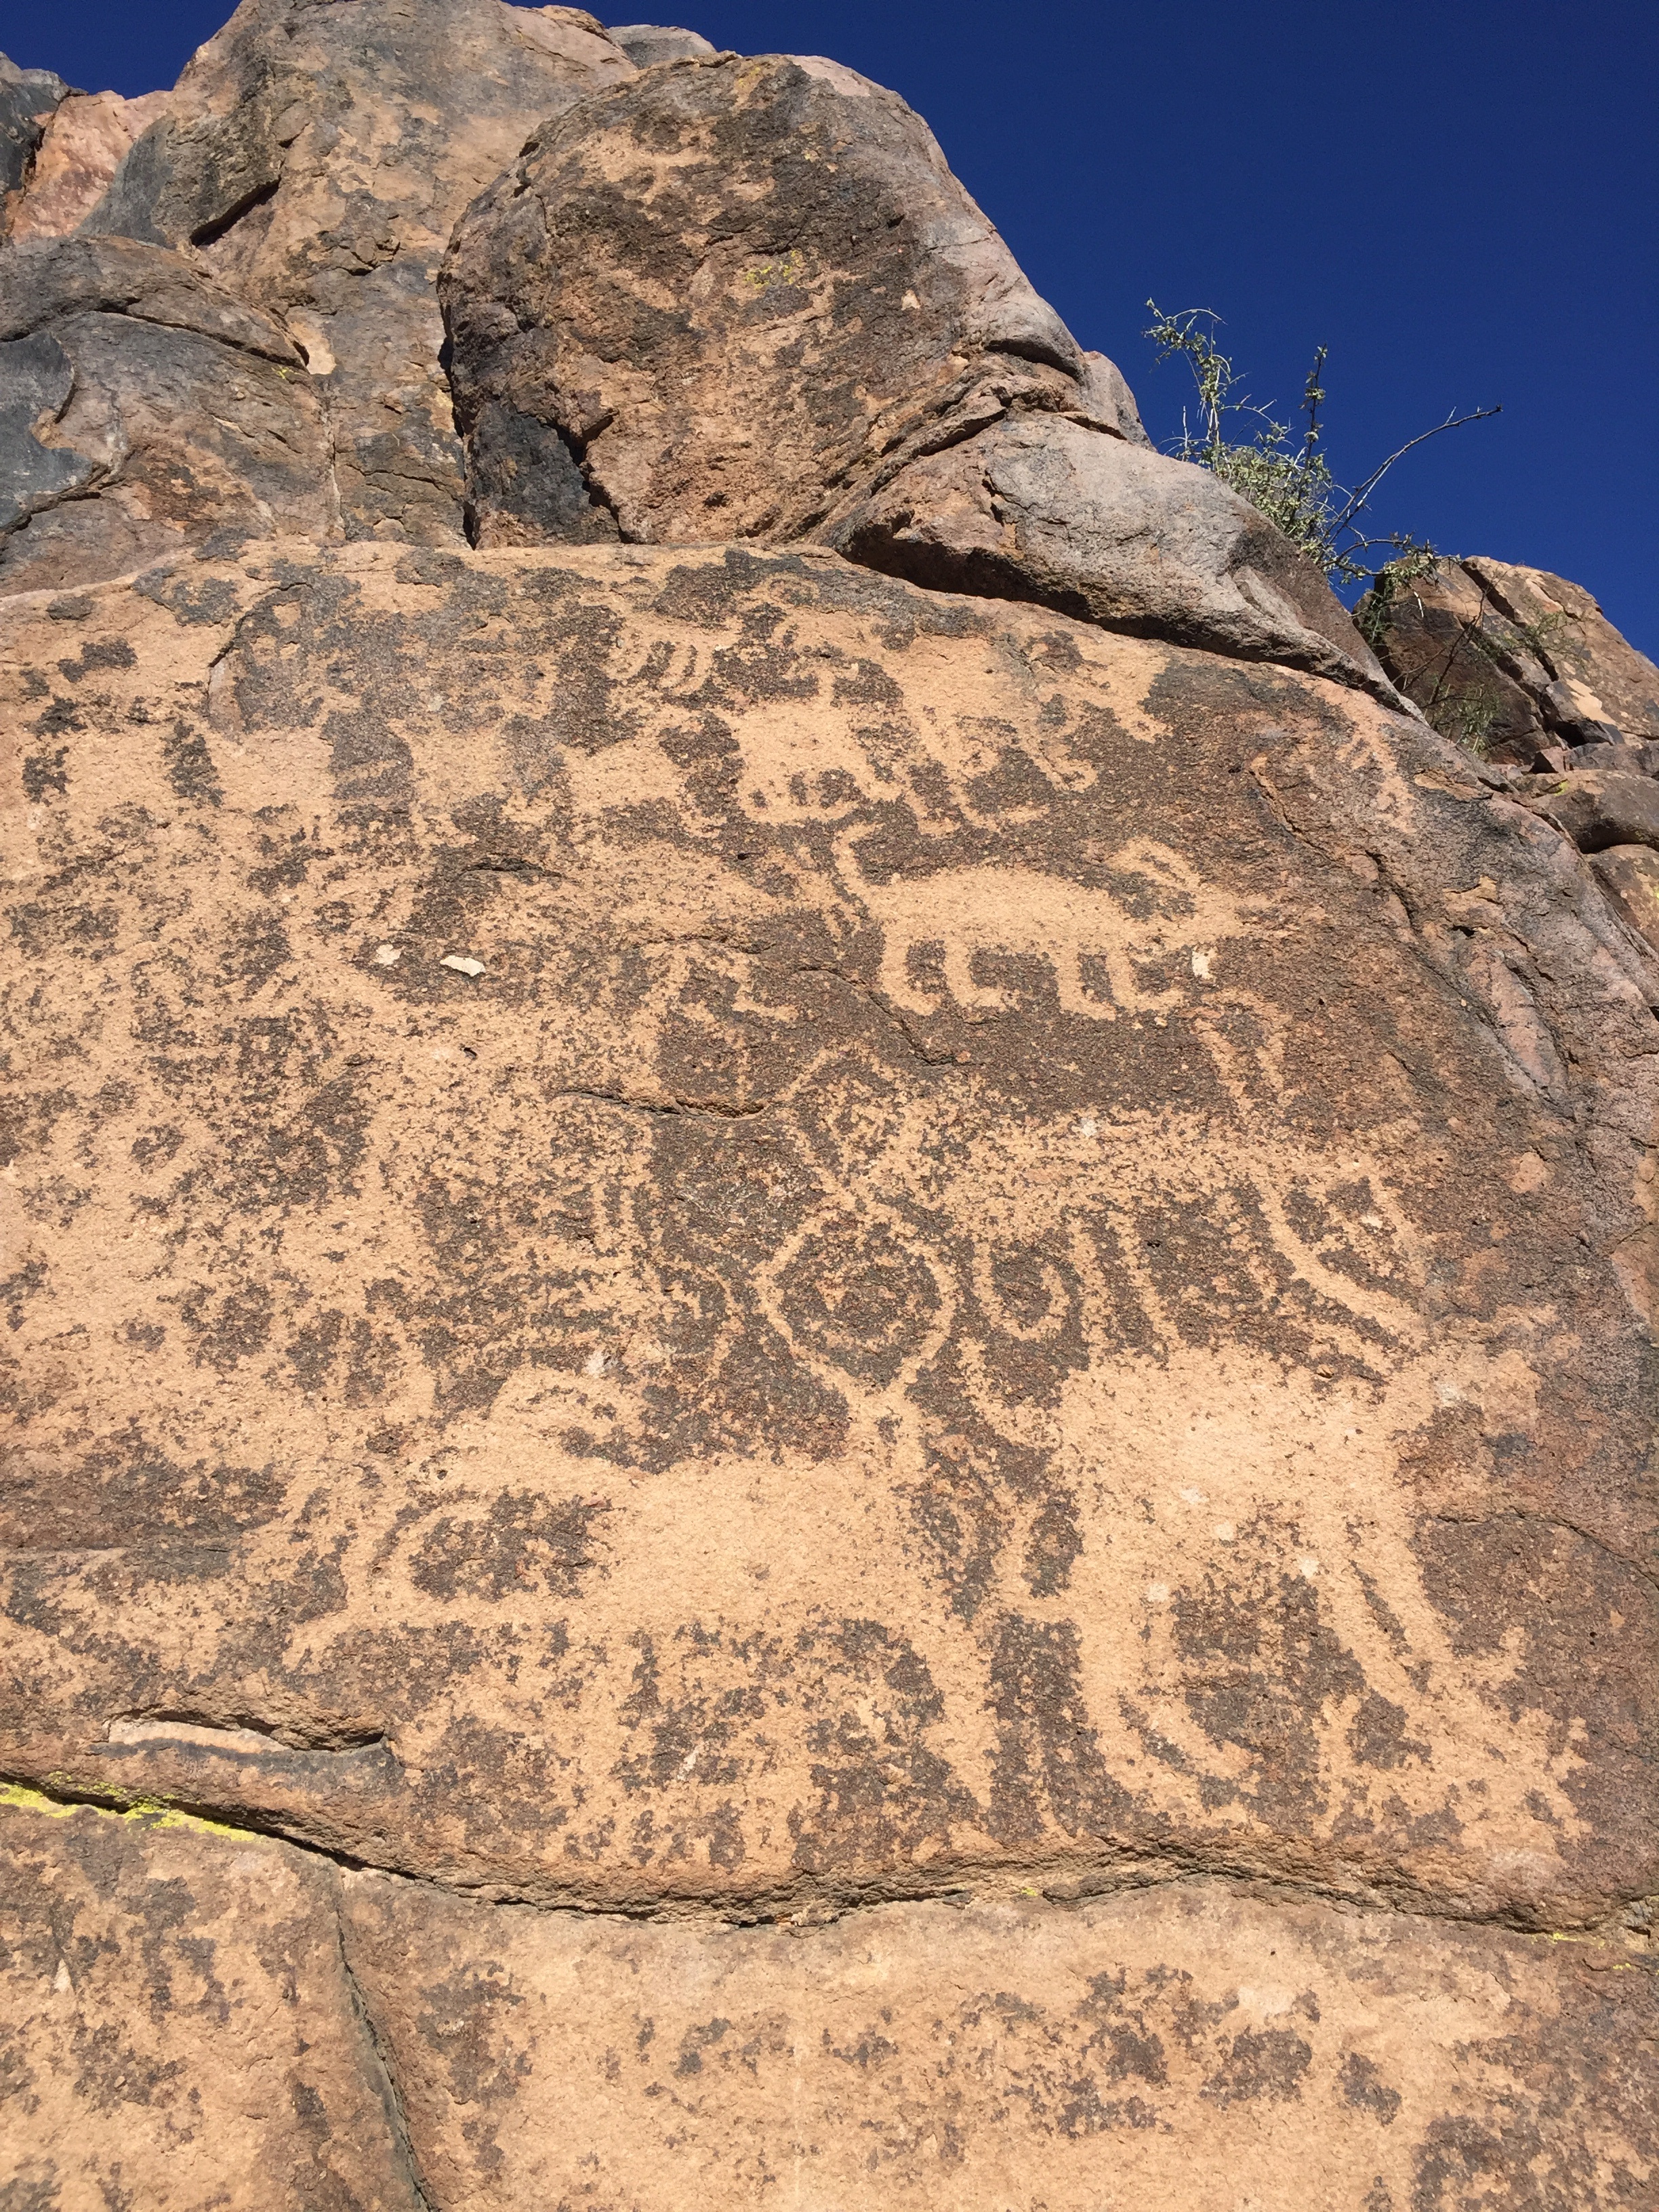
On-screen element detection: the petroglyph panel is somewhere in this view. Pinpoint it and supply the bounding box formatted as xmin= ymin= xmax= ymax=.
xmin=3 ymin=543 xmax=1657 ymax=1934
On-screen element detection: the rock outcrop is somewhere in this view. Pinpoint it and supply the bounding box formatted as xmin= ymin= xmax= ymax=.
xmin=6 ymin=535 xmax=1658 ymax=2199
xmin=63 ymin=1 xmax=637 ymax=542
xmin=1 ymin=235 xmax=333 ymax=592
xmin=3 ymin=7 xmax=1656 ymax=2206
xmin=1363 ymin=556 xmax=1659 ymax=958
xmin=0 ymin=52 xmax=73 ymax=211
xmin=607 ymin=20 xmax=718 ymax=66
xmin=1364 ymin=552 xmax=1659 ymax=766
xmin=441 ymin=52 xmax=1393 ymax=697
xmin=1 ymin=85 xmax=171 ymax=243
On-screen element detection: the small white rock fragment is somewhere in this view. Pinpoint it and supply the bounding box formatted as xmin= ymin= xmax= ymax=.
xmin=1191 ymin=947 xmax=1212 ymax=979
xmin=373 ymin=943 xmax=401 ymax=966
xmin=441 ymin=955 xmax=486 ymax=977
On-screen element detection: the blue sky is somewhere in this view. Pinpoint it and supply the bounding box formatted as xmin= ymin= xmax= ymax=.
xmin=9 ymin=0 xmax=1656 ymax=648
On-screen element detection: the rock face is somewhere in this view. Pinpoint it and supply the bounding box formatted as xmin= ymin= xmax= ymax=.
xmin=3 ymin=7 xmax=1658 ymax=2205
xmin=70 ymin=0 xmax=636 ymax=542
xmin=441 ymin=53 xmax=1392 ymax=697
xmin=7 ymin=1790 xmax=1650 ymax=2212
xmin=1 ymin=85 xmax=171 ymax=243
xmin=1364 ymin=553 xmax=1659 ymax=766
xmin=1 ymin=236 xmax=333 ymax=592
xmin=1361 ymin=556 xmax=1659 ymax=960
xmin=3 ymin=1790 xmax=421 ymax=2208
xmin=0 ymin=52 xmax=72 ymax=210
xmin=5 ymin=537 xmax=1659 ymax=2198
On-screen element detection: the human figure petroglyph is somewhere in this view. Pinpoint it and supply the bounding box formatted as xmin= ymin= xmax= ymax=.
xmin=831 ymin=827 xmax=1247 ymax=1021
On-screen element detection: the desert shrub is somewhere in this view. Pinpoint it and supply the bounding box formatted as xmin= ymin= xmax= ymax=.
xmin=1143 ymin=304 xmax=1497 ymax=590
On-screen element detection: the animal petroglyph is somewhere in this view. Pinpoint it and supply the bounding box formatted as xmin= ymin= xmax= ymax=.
xmin=833 ymin=829 xmax=1249 ymax=1020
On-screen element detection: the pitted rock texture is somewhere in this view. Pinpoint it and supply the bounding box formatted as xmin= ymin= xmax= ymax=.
xmin=5 ymin=539 xmax=1658 ymax=1950
xmin=440 ymin=52 xmax=1391 ymax=699
xmin=1363 ymin=553 xmax=1659 ymax=768
xmin=3 ymin=9 xmax=1658 ymax=2197
xmin=0 ymin=235 xmax=334 ymax=592
xmin=1 ymin=1792 xmax=421 ymax=2210
xmin=8 ymin=1794 xmax=1654 ymax=2212
xmin=73 ymin=0 xmax=635 ymax=544
xmin=339 ymin=1875 xmax=1657 ymax=2209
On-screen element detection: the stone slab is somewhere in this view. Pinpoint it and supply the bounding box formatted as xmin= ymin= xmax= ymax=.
xmin=340 ymin=1872 xmax=1659 ymax=2211
xmin=0 ymin=1789 xmax=418 ymax=2210
xmin=4 ymin=541 xmax=1656 ymax=1940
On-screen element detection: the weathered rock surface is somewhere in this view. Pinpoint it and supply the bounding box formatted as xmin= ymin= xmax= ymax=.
xmin=834 ymin=409 xmax=1381 ymax=678
xmin=1370 ymin=559 xmax=1659 ymax=958
xmin=3 ymin=7 xmax=1658 ymax=2198
xmin=9 ymin=1786 xmax=1651 ymax=2212
xmin=441 ymin=53 xmax=1392 ymax=697
xmin=75 ymin=0 xmax=635 ymax=543
xmin=1467 ymin=556 xmax=1659 ymax=742
xmin=5 ymin=537 xmax=1659 ymax=2145
xmin=1517 ymin=769 xmax=1659 ymax=876
xmin=1592 ymin=844 xmax=1659 ymax=958
xmin=340 ymin=1873 xmax=1657 ymax=2208
xmin=0 ymin=235 xmax=335 ymax=593
xmin=1364 ymin=554 xmax=1659 ymax=766
xmin=1 ymin=1790 xmax=422 ymax=2210
xmin=2 ymin=85 xmax=171 ymax=243
xmin=607 ymin=22 xmax=718 ymax=66
xmin=0 ymin=52 xmax=72 ymax=210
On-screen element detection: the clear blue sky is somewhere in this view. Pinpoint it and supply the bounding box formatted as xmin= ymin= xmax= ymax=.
xmin=9 ymin=0 xmax=1656 ymax=649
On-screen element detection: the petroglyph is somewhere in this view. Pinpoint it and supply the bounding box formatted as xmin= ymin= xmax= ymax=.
xmin=832 ymin=827 xmax=1250 ymax=1020
xmin=7 ymin=542 xmax=1655 ymax=1944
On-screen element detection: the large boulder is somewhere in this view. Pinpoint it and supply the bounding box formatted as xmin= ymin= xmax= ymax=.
xmin=606 ymin=21 xmax=718 ymax=66
xmin=441 ymin=52 xmax=1393 ymax=697
xmin=73 ymin=0 xmax=636 ymax=544
xmin=3 ymin=537 xmax=1658 ymax=2196
xmin=1517 ymin=768 xmax=1659 ymax=855
xmin=0 ymin=234 xmax=334 ymax=593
